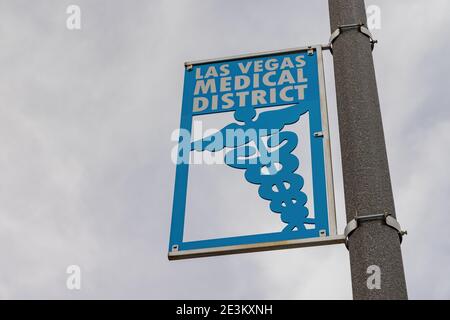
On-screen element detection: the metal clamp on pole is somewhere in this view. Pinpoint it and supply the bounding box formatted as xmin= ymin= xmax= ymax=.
xmin=328 ymin=23 xmax=377 ymax=54
xmin=344 ymin=213 xmax=407 ymax=249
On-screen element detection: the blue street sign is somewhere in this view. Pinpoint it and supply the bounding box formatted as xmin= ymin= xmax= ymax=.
xmin=169 ymin=46 xmax=341 ymax=260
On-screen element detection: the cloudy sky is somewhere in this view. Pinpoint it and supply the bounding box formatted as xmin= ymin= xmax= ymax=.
xmin=0 ymin=0 xmax=449 ymax=299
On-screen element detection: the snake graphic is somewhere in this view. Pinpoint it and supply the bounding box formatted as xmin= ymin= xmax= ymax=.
xmin=191 ymin=104 xmax=314 ymax=232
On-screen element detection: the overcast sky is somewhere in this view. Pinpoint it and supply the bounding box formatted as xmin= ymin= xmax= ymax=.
xmin=0 ymin=0 xmax=449 ymax=299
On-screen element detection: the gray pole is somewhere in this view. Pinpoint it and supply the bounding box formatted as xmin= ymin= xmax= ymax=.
xmin=328 ymin=0 xmax=408 ymax=299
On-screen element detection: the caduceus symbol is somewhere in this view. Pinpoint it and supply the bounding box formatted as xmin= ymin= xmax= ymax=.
xmin=191 ymin=104 xmax=315 ymax=232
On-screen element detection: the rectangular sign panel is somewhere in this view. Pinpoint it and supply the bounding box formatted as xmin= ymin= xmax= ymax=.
xmin=169 ymin=46 xmax=342 ymax=260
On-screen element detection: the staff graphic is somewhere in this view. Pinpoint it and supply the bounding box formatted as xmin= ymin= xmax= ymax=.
xmin=191 ymin=104 xmax=315 ymax=232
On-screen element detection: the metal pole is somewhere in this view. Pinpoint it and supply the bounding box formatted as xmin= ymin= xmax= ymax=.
xmin=328 ymin=0 xmax=408 ymax=299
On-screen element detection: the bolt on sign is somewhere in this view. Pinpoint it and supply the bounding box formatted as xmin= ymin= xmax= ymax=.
xmin=169 ymin=46 xmax=341 ymax=260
